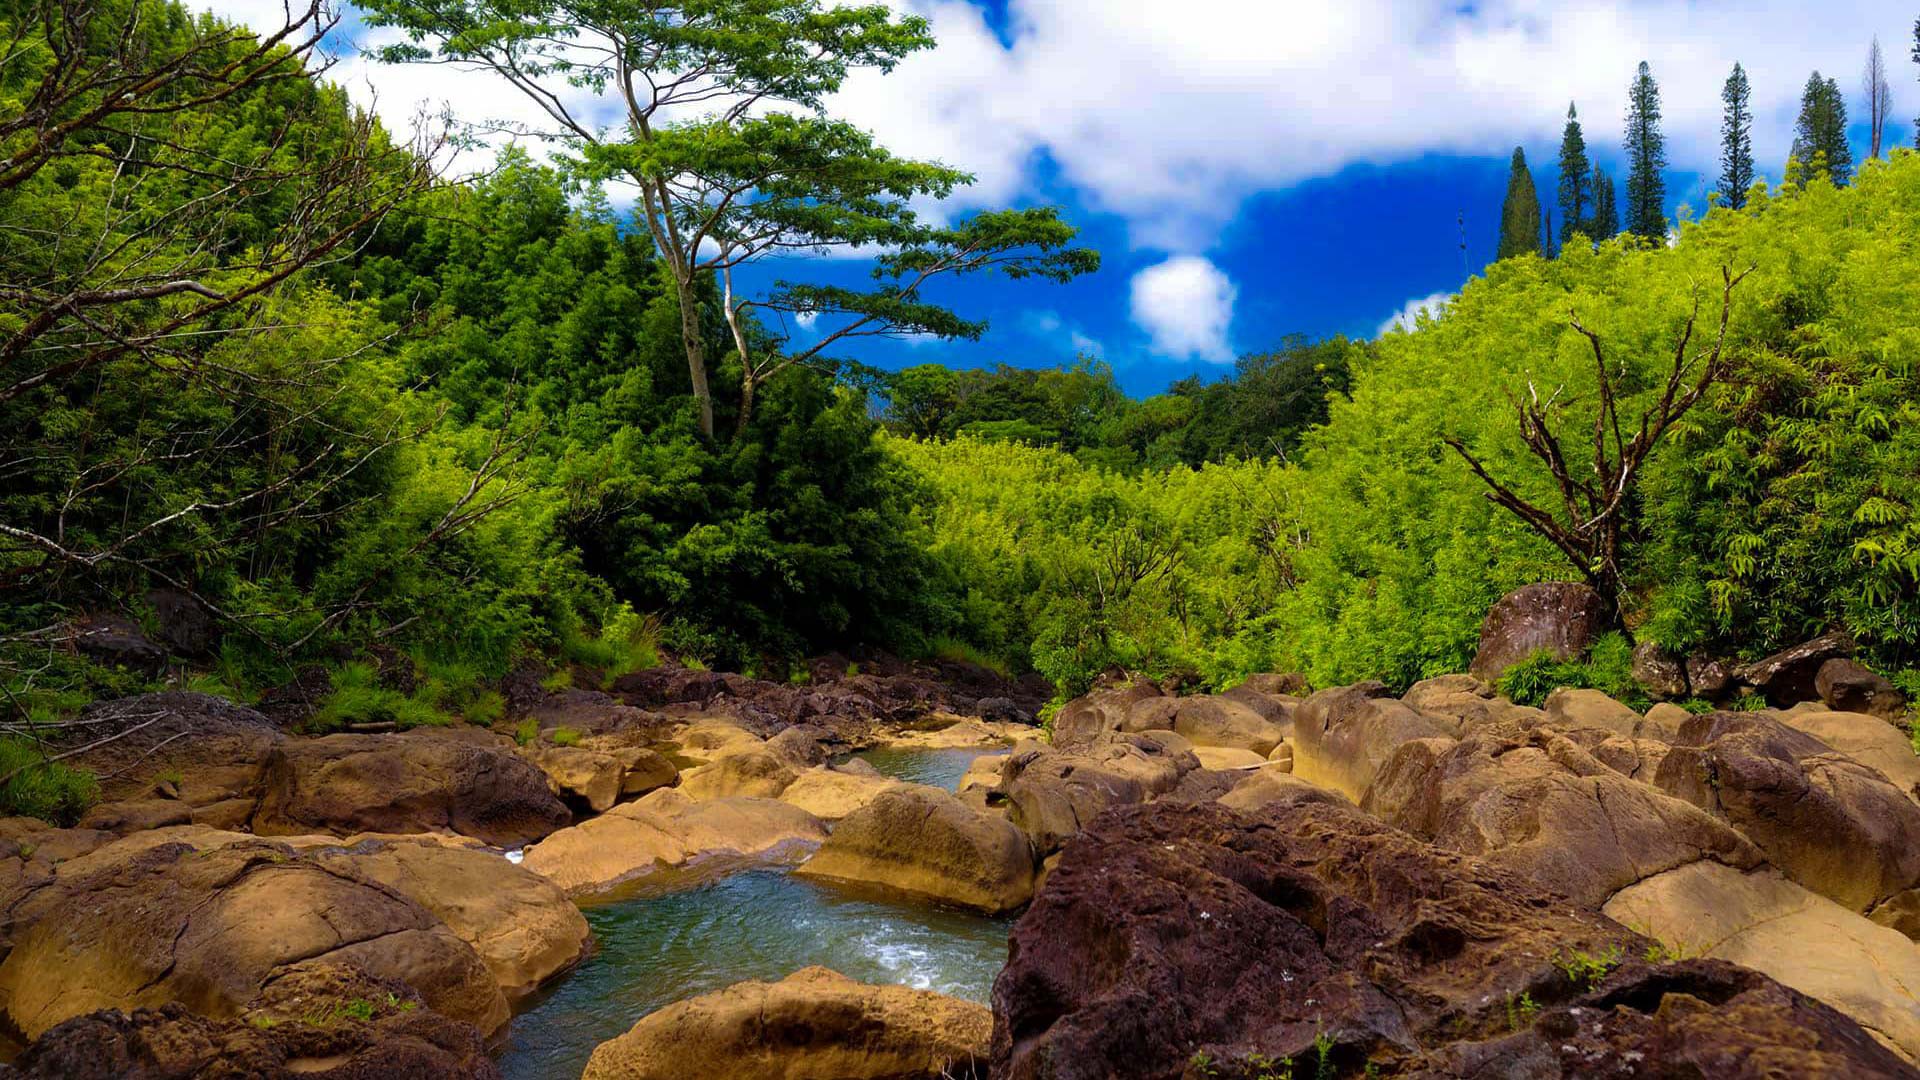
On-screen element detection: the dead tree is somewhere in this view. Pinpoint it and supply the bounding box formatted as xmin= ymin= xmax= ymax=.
xmin=1445 ymin=266 xmax=1751 ymax=620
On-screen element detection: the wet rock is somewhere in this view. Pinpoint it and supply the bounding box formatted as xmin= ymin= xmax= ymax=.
xmin=4 ymin=964 xmax=500 ymax=1080
xmin=1468 ymin=581 xmax=1609 ymax=681
xmin=990 ymin=798 xmax=1646 ymax=1080
xmin=1817 ymin=658 xmax=1908 ymax=722
xmin=581 ymin=967 xmax=988 ymax=1080
xmin=520 ymin=789 xmax=826 ymax=896
xmin=252 ymin=731 xmax=569 ymax=847
xmin=1290 ymin=681 xmax=1456 ymax=802
xmin=0 ymin=837 xmax=507 ymax=1040
xmin=1654 ymin=711 xmax=1920 ymax=915
xmin=1738 ymin=631 xmax=1855 ymax=707
xmin=797 ymin=787 xmax=1034 ymax=914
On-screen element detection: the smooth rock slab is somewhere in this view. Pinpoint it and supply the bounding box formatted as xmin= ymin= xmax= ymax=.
xmin=520 ymin=789 xmax=826 ymax=896
xmin=797 ymin=787 xmax=1034 ymax=914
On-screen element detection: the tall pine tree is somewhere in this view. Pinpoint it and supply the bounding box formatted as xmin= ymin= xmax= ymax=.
xmin=1719 ymin=63 xmax=1754 ymax=209
xmin=1496 ymin=147 xmax=1543 ymax=261
xmin=1792 ymin=72 xmax=1853 ymax=185
xmin=1591 ymin=164 xmax=1619 ymax=238
xmin=1556 ymin=102 xmax=1592 ymax=242
xmin=1912 ymin=18 xmax=1919 ymax=149
xmin=1623 ymin=61 xmax=1668 ymax=241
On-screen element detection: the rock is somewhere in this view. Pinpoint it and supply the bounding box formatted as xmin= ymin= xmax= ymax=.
xmin=1266 ymin=740 xmax=1293 ymax=768
xmin=313 ymin=840 xmax=589 ymax=1004
xmin=956 ymin=753 xmax=1006 ymax=796
xmin=604 ymin=746 xmax=678 ymax=797
xmin=1654 ymin=712 xmax=1920 ymax=915
xmin=144 ymin=588 xmax=219 ymax=658
xmin=66 ymin=614 xmax=168 ymax=675
xmin=520 ymin=789 xmax=826 ymax=896
xmin=1188 ymin=746 xmax=1267 ymax=771
xmin=519 ymin=744 xmax=623 ymax=813
xmin=994 ymin=733 xmax=1196 ymax=857
xmin=1687 ymin=653 xmax=1739 ymax=700
xmin=1217 ymin=684 xmax=1297 ymax=727
xmin=1605 ymin=860 xmax=1920 ymax=1061
xmin=56 ymin=693 xmax=280 ymax=805
xmin=74 ymin=799 xmax=193 ymax=835
xmin=1400 ymin=673 xmax=1494 ymax=718
xmin=5 ymin=964 xmax=500 ymax=1080
xmin=1738 ymin=631 xmax=1855 ymax=707
xmin=1367 ymin=727 xmax=1763 ymax=907
xmin=1638 ymin=701 xmax=1694 ymax=742
xmin=1627 ymin=640 xmax=1690 ymax=701
xmin=1541 ymin=687 xmax=1643 ymax=738
xmin=1236 ymin=672 xmax=1310 ymax=696
xmin=670 ymin=720 xmax=764 ymax=763
xmin=776 ymin=767 xmax=906 ymax=821
xmin=1467 ymin=581 xmax=1609 ymax=681
xmin=253 ymin=731 xmax=570 ymax=847
xmin=1290 ymin=682 xmax=1456 ymax=802
xmin=1817 ymin=658 xmax=1908 ymax=721
xmin=1776 ymin=708 xmax=1920 ymax=800
xmin=1125 ymin=696 xmax=1285 ymax=755
xmin=0 ymin=838 xmax=508 ymax=1040
xmin=581 ymin=967 xmax=988 ymax=1080
xmin=675 ymin=746 xmax=799 ymax=801
xmin=797 ymin=787 xmax=1034 ymax=914
xmin=1049 ymin=681 xmax=1163 ymax=751
xmin=763 ymin=726 xmax=830 ymax=766
xmin=1216 ymin=766 xmax=1347 ymax=813
xmin=990 ymin=798 xmax=1647 ymax=1079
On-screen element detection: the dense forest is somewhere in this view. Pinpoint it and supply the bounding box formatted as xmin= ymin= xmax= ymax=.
xmin=3 ymin=0 xmax=1919 ymax=818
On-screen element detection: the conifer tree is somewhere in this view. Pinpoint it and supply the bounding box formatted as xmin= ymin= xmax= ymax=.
xmin=1792 ymin=72 xmax=1852 ymax=185
xmin=1913 ymin=18 xmax=1919 ymax=149
xmin=1496 ymin=147 xmax=1543 ymax=261
xmin=1556 ymin=103 xmax=1592 ymax=241
xmin=1866 ymin=37 xmax=1891 ymax=159
xmin=1719 ymin=63 xmax=1754 ymax=209
xmin=1623 ymin=61 xmax=1668 ymax=241
xmin=1541 ymin=207 xmax=1556 ymax=259
xmin=1591 ymin=164 xmax=1619 ymax=238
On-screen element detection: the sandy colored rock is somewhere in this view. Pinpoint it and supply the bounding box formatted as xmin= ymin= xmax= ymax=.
xmin=609 ymin=745 xmax=679 ymax=796
xmin=1291 ymin=682 xmax=1456 ymax=802
xmin=253 ymin=731 xmax=569 ymax=847
xmin=1189 ymin=746 xmax=1267 ymax=771
xmin=671 ymin=719 xmax=764 ymax=764
xmin=582 ymin=967 xmax=989 ymax=1080
xmin=1400 ymin=673 xmax=1495 ymax=718
xmin=74 ymin=798 xmax=193 ymax=835
xmin=995 ymin=733 xmax=1196 ymax=856
xmin=1123 ymin=695 xmax=1286 ymax=756
xmin=884 ymin=715 xmax=1027 ymax=749
xmin=521 ymin=743 xmax=624 ymax=812
xmin=314 ymin=839 xmax=589 ymax=1003
xmin=1542 ymin=687 xmax=1642 ymax=738
xmin=1639 ymin=701 xmax=1694 ymax=742
xmin=1049 ymin=681 xmax=1163 ymax=751
xmin=1605 ymin=860 xmax=1920 ymax=1061
xmin=1776 ymin=707 xmax=1920 ymax=799
xmin=798 ymin=787 xmax=1034 ymax=914
xmin=676 ymin=746 xmax=798 ymax=801
xmin=776 ymin=767 xmax=906 ymax=821
xmin=521 ymin=789 xmax=826 ymax=896
xmin=1217 ymin=766 xmax=1346 ymax=812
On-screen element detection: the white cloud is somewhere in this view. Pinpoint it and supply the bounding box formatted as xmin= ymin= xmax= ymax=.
xmin=1131 ymin=256 xmax=1237 ymax=362
xmin=1377 ymin=292 xmax=1452 ymax=336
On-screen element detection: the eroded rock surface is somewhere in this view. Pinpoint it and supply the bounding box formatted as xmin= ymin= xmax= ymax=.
xmin=520 ymin=788 xmax=826 ymax=895
xmin=798 ymin=787 xmax=1034 ymax=913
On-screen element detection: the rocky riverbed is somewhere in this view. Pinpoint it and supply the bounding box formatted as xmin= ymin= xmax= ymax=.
xmin=1 ymin=626 xmax=1918 ymax=1079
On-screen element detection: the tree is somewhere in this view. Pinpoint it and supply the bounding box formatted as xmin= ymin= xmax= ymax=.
xmin=1496 ymin=147 xmax=1543 ymax=260
xmin=1867 ymin=38 xmax=1893 ymax=159
xmin=1720 ymin=63 xmax=1755 ymax=209
xmin=1592 ymin=164 xmax=1619 ymax=237
xmin=360 ymin=0 xmax=1097 ymax=440
xmin=1914 ymin=19 xmax=1919 ymax=149
xmin=1445 ymin=267 xmax=1751 ymax=622
xmin=1624 ymin=62 xmax=1668 ymax=240
xmin=1792 ymin=72 xmax=1853 ymax=185
xmin=1556 ymin=103 xmax=1592 ymax=241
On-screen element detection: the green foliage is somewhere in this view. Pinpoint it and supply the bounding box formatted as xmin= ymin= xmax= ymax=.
xmin=1720 ymin=64 xmax=1755 ymax=210
xmin=550 ymin=727 xmax=581 ymax=748
xmin=0 ymin=739 xmax=99 ymax=825
xmin=1497 ymin=148 xmax=1543 ymax=261
xmin=1557 ymin=105 xmax=1593 ymax=241
xmin=514 ymin=718 xmax=540 ymax=747
xmin=310 ymin=663 xmax=451 ymax=733
xmin=1504 ymin=991 xmax=1541 ymax=1032
xmin=1497 ymin=634 xmax=1639 ymax=708
xmin=1553 ymin=945 xmax=1623 ymax=991
xmin=1791 ymin=72 xmax=1852 ymax=186
xmin=1624 ymin=61 xmax=1668 ymax=239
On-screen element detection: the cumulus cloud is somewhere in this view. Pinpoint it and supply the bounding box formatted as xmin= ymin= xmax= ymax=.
xmin=1131 ymin=256 xmax=1237 ymax=362
xmin=1377 ymin=292 xmax=1452 ymax=336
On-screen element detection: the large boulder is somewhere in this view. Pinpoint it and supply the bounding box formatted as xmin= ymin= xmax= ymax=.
xmin=1541 ymin=687 xmax=1643 ymax=738
xmin=1776 ymin=707 xmax=1920 ymax=800
xmin=1605 ymin=860 xmax=1920 ymax=1061
xmin=776 ymin=767 xmax=907 ymax=821
xmin=57 ymin=693 xmax=280 ymax=805
xmin=4 ymin=963 xmax=500 ymax=1080
xmin=1399 ymin=673 xmax=1494 ymax=718
xmin=519 ymin=744 xmax=624 ymax=813
xmin=313 ymin=839 xmax=590 ymax=1003
xmin=1365 ymin=727 xmax=1763 ymax=907
xmin=253 ymin=731 xmax=570 ymax=847
xmin=0 ymin=838 xmax=508 ymax=1041
xmin=1630 ymin=640 xmax=1691 ymax=701
xmin=581 ymin=967 xmax=988 ymax=1080
xmin=1467 ymin=581 xmax=1609 ymax=681
xmin=1048 ymin=681 xmax=1163 ymax=751
xmin=1290 ymin=682 xmax=1456 ymax=802
xmin=675 ymin=746 xmax=799 ymax=801
xmin=520 ymin=789 xmax=826 ymax=896
xmin=797 ymin=787 xmax=1034 ymax=914
xmin=1817 ymin=658 xmax=1909 ymax=721
xmin=1123 ymin=695 xmax=1285 ymax=755
xmin=1738 ymin=630 xmax=1855 ymax=707
xmin=1654 ymin=712 xmax=1920 ymax=917
xmin=993 ymin=734 xmax=1196 ymax=857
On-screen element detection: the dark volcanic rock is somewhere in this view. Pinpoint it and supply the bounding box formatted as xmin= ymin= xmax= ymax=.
xmin=65 ymin=615 xmax=167 ymax=676
xmin=1817 ymin=658 xmax=1908 ymax=722
xmin=991 ymin=798 xmax=1914 ymax=1080
xmin=1467 ymin=581 xmax=1609 ymax=682
xmin=1631 ymin=641 xmax=1690 ymax=701
xmin=1738 ymin=631 xmax=1855 ymax=707
xmin=145 ymin=588 xmax=218 ymax=658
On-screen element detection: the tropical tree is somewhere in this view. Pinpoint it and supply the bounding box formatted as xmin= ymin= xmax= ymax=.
xmin=1624 ymin=61 xmax=1668 ymax=240
xmin=1720 ymin=63 xmax=1755 ymax=209
xmin=1496 ymin=147 xmax=1543 ymax=260
xmin=1591 ymin=164 xmax=1619 ymax=237
xmin=360 ymin=0 xmax=1096 ymax=439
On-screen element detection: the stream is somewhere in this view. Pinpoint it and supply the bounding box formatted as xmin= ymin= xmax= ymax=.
xmin=495 ymin=746 xmax=1010 ymax=1080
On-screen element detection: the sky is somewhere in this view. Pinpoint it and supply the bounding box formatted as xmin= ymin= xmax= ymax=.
xmin=210 ymin=0 xmax=1919 ymax=395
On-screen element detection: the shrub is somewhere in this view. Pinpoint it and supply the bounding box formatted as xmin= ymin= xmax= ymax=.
xmin=0 ymin=738 xmax=99 ymax=825
xmin=1498 ymin=633 xmax=1643 ymax=708
xmin=551 ymin=726 xmax=582 ymax=747
xmin=310 ymin=662 xmax=452 ymax=732
xmin=514 ymin=717 xmax=539 ymax=747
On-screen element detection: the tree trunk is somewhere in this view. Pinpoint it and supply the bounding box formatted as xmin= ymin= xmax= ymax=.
xmin=672 ymin=274 xmax=714 ymax=439
xmin=736 ymin=373 xmax=756 ymax=437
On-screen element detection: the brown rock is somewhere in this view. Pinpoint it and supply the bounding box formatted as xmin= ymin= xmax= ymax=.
xmin=675 ymin=746 xmax=799 ymax=801
xmin=1216 ymin=766 xmax=1348 ymax=813
xmin=1467 ymin=581 xmax=1609 ymax=681
xmin=797 ymin=787 xmax=1033 ymax=914
xmin=1541 ymin=687 xmax=1642 ymax=738
xmin=1235 ymin=672 xmax=1310 ymax=696
xmin=74 ymin=799 xmax=193 ymax=835
xmin=994 ymin=733 xmax=1196 ymax=857
xmin=1631 ymin=640 xmax=1690 ymax=700
xmin=519 ymin=744 xmax=623 ymax=813
xmin=1817 ymin=658 xmax=1909 ymax=722
xmin=1291 ymin=682 xmax=1456 ymax=802
xmin=1125 ymin=695 xmax=1286 ymax=755
xmin=776 ymin=767 xmax=907 ymax=821
xmin=253 ymin=731 xmax=569 ymax=847
xmin=1049 ymin=681 xmax=1163 ymax=751
xmin=1776 ymin=708 xmax=1920 ymax=800
xmin=1399 ymin=673 xmax=1494 ymax=718
xmin=520 ymin=789 xmax=826 ymax=896
xmin=1687 ymin=653 xmax=1739 ymax=700
xmin=1738 ymin=631 xmax=1855 ymax=707
xmin=581 ymin=967 xmax=988 ymax=1080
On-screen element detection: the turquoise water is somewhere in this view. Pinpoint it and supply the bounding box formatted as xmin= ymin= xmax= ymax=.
xmin=494 ymin=746 xmax=1011 ymax=1079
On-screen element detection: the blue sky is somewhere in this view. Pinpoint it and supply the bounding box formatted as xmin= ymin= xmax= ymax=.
xmin=216 ymin=0 xmax=1919 ymax=396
